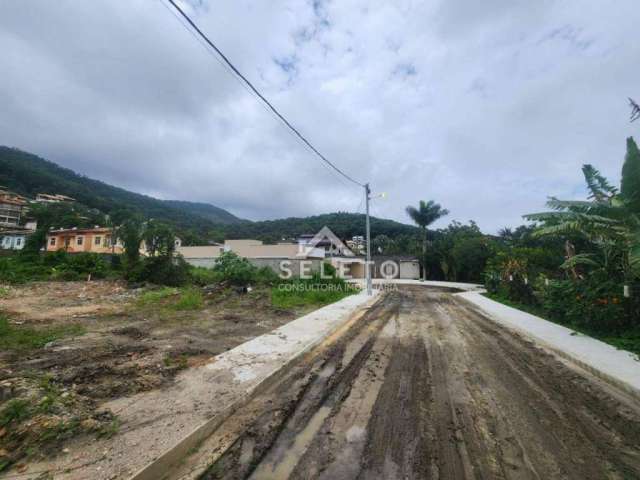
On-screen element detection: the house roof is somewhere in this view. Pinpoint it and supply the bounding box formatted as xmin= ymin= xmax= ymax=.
xmin=177 ymin=246 xmax=223 ymax=259
xmin=230 ymin=243 xmax=303 ymax=259
xmin=0 ymin=229 xmax=34 ymax=236
xmin=48 ymin=227 xmax=112 ymax=235
xmin=0 ymin=197 xmax=27 ymax=206
xmin=178 ymin=241 xmax=326 ymax=260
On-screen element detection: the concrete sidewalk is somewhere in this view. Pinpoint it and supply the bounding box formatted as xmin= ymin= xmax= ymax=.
xmin=18 ymin=290 xmax=379 ymax=480
xmin=458 ymin=290 xmax=640 ymax=398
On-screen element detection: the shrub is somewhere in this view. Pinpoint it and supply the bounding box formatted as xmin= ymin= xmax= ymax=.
xmin=212 ymin=252 xmax=257 ymax=285
xmin=0 ymin=252 xmax=111 ymax=284
xmin=254 ymin=266 xmax=280 ymax=285
xmin=537 ymin=274 xmax=630 ymax=333
xmin=190 ymin=266 xmax=222 ymax=286
xmin=126 ymin=256 xmax=191 ymax=286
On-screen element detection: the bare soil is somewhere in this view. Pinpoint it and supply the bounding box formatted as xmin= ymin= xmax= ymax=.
xmin=0 ymin=280 xmax=311 ymax=474
xmin=189 ymin=286 xmax=640 ymax=480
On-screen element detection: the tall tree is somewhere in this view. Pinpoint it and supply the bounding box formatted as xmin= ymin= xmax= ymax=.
xmin=117 ymin=215 xmax=145 ymax=266
xmin=405 ymin=200 xmax=449 ymax=280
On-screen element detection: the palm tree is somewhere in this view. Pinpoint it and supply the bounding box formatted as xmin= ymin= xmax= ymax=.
xmin=406 ymin=200 xmax=449 ymax=280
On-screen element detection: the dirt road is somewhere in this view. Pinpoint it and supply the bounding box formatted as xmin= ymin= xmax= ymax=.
xmin=190 ymin=285 xmax=640 ymax=480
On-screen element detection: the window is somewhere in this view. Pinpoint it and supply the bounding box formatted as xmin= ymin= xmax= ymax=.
xmin=95 ymin=236 xmax=102 ymax=245
xmin=76 ymin=236 xmax=83 ymax=246
xmin=49 ymin=237 xmax=56 ymax=246
xmin=16 ymin=237 xmax=22 ymax=246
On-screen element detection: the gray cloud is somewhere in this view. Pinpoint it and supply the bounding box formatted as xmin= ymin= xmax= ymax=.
xmin=0 ymin=0 xmax=638 ymax=232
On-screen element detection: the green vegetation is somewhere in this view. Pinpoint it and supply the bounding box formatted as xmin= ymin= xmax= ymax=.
xmin=172 ymin=288 xmax=204 ymax=310
xmin=0 ymin=399 xmax=31 ymax=427
xmin=163 ymin=354 xmax=189 ymax=370
xmin=224 ymin=212 xmax=419 ymax=243
xmin=272 ymin=263 xmax=359 ymax=309
xmin=484 ymin=137 xmax=640 ymax=355
xmin=137 ymin=287 xmax=180 ymax=306
xmin=0 ymin=374 xmax=117 ymax=472
xmin=0 ymin=251 xmax=115 ymax=284
xmin=271 ymin=281 xmax=357 ymax=309
xmin=209 ymin=251 xmax=278 ymax=285
xmin=137 ymin=286 xmax=203 ymax=311
xmin=0 ymin=315 xmax=85 ymax=351
xmin=118 ymin=218 xmax=193 ymax=287
xmin=485 ymin=292 xmax=640 ymax=356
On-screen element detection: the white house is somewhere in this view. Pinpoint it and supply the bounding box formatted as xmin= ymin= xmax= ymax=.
xmin=0 ymin=229 xmax=32 ymax=250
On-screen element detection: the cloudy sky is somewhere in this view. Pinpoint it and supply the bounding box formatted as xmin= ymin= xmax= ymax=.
xmin=0 ymin=1 xmax=638 ymax=232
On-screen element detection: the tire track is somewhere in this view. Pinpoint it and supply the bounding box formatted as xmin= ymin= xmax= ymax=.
xmin=194 ymin=286 xmax=640 ymax=480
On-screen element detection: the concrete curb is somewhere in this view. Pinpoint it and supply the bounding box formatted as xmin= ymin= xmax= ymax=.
xmin=128 ymin=291 xmax=381 ymax=480
xmin=456 ymin=291 xmax=640 ymax=402
xmin=349 ymin=278 xmax=482 ymax=292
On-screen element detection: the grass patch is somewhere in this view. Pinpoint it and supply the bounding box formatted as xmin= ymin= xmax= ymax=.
xmin=137 ymin=287 xmax=179 ymax=306
xmin=271 ymin=280 xmax=359 ymax=309
xmin=171 ymin=288 xmax=203 ymax=311
xmin=137 ymin=287 xmax=204 ymax=312
xmin=0 ymin=286 xmax=9 ymax=298
xmin=163 ymin=354 xmax=189 ymax=370
xmin=0 ymin=399 xmax=31 ymax=427
xmin=483 ymin=293 xmax=640 ymax=357
xmin=0 ymin=316 xmax=85 ymax=351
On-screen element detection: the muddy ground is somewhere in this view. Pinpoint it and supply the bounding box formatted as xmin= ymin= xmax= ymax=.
xmin=0 ymin=280 xmax=312 ymax=472
xmin=184 ymin=285 xmax=640 ymax=480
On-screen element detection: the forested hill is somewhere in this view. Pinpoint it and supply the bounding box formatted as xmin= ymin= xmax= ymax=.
xmin=0 ymin=146 xmax=418 ymax=242
xmin=227 ymin=213 xmax=419 ymax=242
xmin=0 ymin=146 xmax=242 ymax=228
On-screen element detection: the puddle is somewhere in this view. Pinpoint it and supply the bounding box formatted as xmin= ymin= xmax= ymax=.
xmin=249 ymin=405 xmax=332 ymax=479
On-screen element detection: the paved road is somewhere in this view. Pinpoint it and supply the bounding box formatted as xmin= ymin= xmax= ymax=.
xmin=197 ymin=286 xmax=640 ymax=480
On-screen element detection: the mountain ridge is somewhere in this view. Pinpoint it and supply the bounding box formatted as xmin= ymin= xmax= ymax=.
xmin=0 ymin=146 xmax=418 ymax=241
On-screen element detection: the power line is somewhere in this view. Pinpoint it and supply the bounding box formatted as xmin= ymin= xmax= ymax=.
xmin=163 ymin=0 xmax=364 ymax=188
xmin=159 ymin=1 xmax=355 ymax=189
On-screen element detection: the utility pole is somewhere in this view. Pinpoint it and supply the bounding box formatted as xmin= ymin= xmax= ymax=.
xmin=365 ymin=183 xmax=372 ymax=295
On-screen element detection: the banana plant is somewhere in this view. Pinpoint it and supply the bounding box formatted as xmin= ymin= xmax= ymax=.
xmin=525 ymin=137 xmax=640 ymax=281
